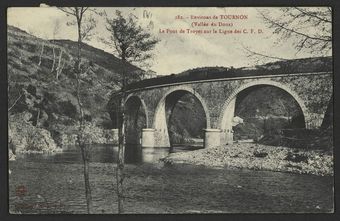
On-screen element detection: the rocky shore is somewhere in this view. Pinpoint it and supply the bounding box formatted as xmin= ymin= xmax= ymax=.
xmin=8 ymin=112 xmax=118 ymax=155
xmin=162 ymin=143 xmax=333 ymax=176
xmin=9 ymin=112 xmax=60 ymax=153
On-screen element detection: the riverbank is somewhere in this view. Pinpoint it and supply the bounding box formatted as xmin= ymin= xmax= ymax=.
xmin=162 ymin=143 xmax=333 ymax=176
xmin=8 ymin=112 xmax=118 ymax=156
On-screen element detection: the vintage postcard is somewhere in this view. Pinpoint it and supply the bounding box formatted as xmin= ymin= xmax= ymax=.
xmin=7 ymin=6 xmax=333 ymax=214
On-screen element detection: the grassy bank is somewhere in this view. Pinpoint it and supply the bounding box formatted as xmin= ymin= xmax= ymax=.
xmin=162 ymin=143 xmax=333 ymax=176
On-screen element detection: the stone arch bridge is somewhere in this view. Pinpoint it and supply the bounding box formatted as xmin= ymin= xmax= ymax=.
xmin=109 ymin=57 xmax=333 ymax=148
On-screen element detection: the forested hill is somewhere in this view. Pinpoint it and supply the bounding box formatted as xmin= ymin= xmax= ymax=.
xmin=8 ymin=25 xmax=144 ymax=144
xmin=178 ymin=56 xmax=332 ymax=76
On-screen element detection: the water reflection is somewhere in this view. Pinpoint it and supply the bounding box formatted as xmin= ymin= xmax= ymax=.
xmin=15 ymin=144 xmax=202 ymax=165
xmin=125 ymin=145 xmax=166 ymax=164
xmin=125 ymin=144 xmax=203 ymax=163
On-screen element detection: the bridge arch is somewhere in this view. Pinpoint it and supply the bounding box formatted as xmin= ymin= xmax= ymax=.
xmin=124 ymin=94 xmax=149 ymax=128
xmin=152 ymin=85 xmax=210 ymax=147
xmin=152 ymin=86 xmax=211 ymax=129
xmin=218 ymin=79 xmax=308 ymax=132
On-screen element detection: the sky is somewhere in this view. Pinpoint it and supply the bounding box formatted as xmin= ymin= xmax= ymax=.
xmin=7 ymin=6 xmax=332 ymax=75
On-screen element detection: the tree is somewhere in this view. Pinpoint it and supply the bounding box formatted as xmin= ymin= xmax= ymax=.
xmin=103 ymin=10 xmax=159 ymax=213
xmin=58 ymin=7 xmax=97 ymax=214
xmin=51 ymin=19 xmax=60 ymax=75
xmin=243 ymin=7 xmax=332 ymax=62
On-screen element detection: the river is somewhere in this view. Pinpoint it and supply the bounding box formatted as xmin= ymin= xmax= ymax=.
xmin=9 ymin=144 xmax=334 ymax=214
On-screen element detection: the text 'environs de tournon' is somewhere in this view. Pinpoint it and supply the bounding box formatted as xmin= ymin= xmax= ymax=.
xmin=159 ymin=14 xmax=263 ymax=35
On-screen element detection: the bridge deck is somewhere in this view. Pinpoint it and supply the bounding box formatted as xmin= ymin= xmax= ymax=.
xmin=125 ymin=56 xmax=332 ymax=91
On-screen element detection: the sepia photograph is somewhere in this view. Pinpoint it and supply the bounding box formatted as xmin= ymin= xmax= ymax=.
xmin=6 ymin=5 xmax=334 ymax=214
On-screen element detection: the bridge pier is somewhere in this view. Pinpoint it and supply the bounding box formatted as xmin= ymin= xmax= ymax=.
xmin=141 ymin=128 xmax=155 ymax=147
xmin=204 ymin=128 xmax=221 ymax=148
xmin=142 ymin=127 xmax=224 ymax=148
xmin=220 ymin=129 xmax=234 ymax=145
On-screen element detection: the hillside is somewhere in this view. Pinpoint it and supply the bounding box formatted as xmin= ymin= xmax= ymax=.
xmin=53 ymin=39 xmax=144 ymax=84
xmin=8 ymin=25 xmax=144 ymax=150
xmin=178 ymin=56 xmax=332 ymax=76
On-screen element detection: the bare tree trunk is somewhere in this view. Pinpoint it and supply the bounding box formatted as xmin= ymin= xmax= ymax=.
xmin=57 ymin=6 xmax=95 ymax=214
xmin=76 ymin=68 xmax=93 ymax=213
xmin=38 ymin=43 xmax=44 ymax=66
xmin=116 ymin=102 xmax=125 ymax=214
xmin=19 ymin=50 xmax=23 ymax=68
xmin=51 ymin=47 xmax=56 ymax=72
xmin=116 ymin=59 xmax=127 ymax=214
xmin=116 ymin=86 xmax=126 ymax=213
xmin=263 ymin=115 xmax=267 ymax=134
xmin=80 ymin=144 xmax=93 ymax=213
xmin=76 ymin=15 xmax=93 ymax=213
xmin=56 ymin=69 xmax=59 ymax=80
xmin=57 ymin=59 xmax=65 ymax=80
xmin=56 ymin=49 xmax=63 ymax=78
xmin=36 ymin=109 xmax=40 ymax=127
xmin=8 ymin=92 xmax=22 ymax=112
xmin=83 ymin=158 xmax=92 ymax=212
